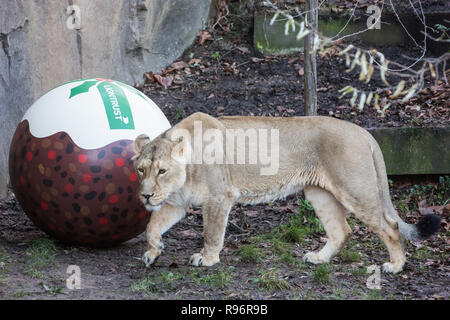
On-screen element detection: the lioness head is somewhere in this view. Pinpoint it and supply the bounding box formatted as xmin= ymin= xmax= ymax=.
xmin=132 ymin=133 xmax=188 ymax=211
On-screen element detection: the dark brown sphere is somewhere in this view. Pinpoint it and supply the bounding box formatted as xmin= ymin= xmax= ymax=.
xmin=9 ymin=120 xmax=150 ymax=247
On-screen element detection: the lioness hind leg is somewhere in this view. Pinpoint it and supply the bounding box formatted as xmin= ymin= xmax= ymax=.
xmin=353 ymin=211 xmax=405 ymax=274
xmin=303 ymin=186 xmax=352 ymax=264
xmin=335 ymin=193 xmax=406 ymax=274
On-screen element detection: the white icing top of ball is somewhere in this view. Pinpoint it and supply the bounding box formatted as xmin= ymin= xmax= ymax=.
xmin=23 ymin=79 xmax=171 ymax=149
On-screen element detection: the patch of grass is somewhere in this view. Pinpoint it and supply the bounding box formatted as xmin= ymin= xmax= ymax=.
xmin=279 ymin=224 xmax=309 ymax=243
xmin=269 ymin=237 xmax=288 ymax=255
xmin=130 ymin=276 xmax=158 ymax=294
xmin=13 ymin=291 xmax=32 ymax=299
xmin=340 ymin=249 xmax=361 ymax=263
xmin=253 ymin=269 xmax=291 ymax=291
xmin=174 ymin=107 xmax=184 ymax=121
xmin=350 ymin=266 xmax=367 ymax=277
xmin=235 ymin=244 xmax=264 ymax=263
xmin=331 ymin=287 xmax=345 ymax=300
xmin=280 ymin=252 xmax=297 ymax=265
xmin=24 ymin=238 xmax=56 ymax=278
xmin=157 ymin=271 xmax=183 ymax=283
xmin=274 ymin=198 xmax=324 ymax=244
xmin=200 ymin=269 xmax=233 ymax=287
xmin=211 ymin=51 xmax=220 ymax=60
xmin=187 ymin=268 xmax=233 ymax=288
xmin=365 ymin=289 xmax=385 ymax=300
xmin=312 ymin=263 xmax=332 ymax=284
xmin=414 ymin=247 xmax=434 ymax=260
xmin=41 ymin=282 xmax=64 ymax=296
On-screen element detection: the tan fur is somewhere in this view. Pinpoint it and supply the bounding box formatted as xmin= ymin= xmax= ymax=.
xmin=133 ymin=112 xmax=406 ymax=273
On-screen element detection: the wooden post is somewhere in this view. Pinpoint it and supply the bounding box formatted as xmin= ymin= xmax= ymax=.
xmin=303 ymin=0 xmax=318 ymax=116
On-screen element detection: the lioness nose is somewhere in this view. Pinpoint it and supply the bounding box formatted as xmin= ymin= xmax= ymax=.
xmin=142 ymin=193 xmax=154 ymax=200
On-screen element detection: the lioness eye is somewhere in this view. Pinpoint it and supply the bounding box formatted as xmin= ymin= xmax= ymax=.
xmin=158 ymin=169 xmax=166 ymax=175
xmin=138 ymin=168 xmax=144 ymax=174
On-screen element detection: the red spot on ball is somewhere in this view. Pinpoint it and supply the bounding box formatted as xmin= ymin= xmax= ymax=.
xmin=138 ymin=210 xmax=147 ymax=219
xmin=64 ymin=184 xmax=74 ymax=193
xmin=115 ymin=157 xmax=125 ymax=167
xmin=26 ymin=151 xmax=33 ymax=162
xmin=78 ymin=154 xmax=87 ymax=163
xmin=48 ymin=150 xmax=56 ymax=160
xmin=82 ymin=173 xmax=92 ymax=182
xmin=99 ymin=218 xmax=108 ymax=225
xmin=40 ymin=202 xmax=49 ymax=210
xmin=108 ymin=195 xmax=119 ymax=204
xmin=129 ymin=172 xmax=138 ymax=182
xmin=20 ymin=176 xmax=26 ymax=185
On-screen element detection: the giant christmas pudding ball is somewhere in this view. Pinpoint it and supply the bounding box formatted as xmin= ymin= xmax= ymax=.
xmin=9 ymin=78 xmax=171 ymax=247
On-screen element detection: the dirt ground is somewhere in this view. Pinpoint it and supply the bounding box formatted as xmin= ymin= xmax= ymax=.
xmin=0 ymin=176 xmax=449 ymax=300
xmin=0 ymin=3 xmax=449 ymax=300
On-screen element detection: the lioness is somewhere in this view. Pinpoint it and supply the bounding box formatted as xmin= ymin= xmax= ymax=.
xmin=132 ymin=112 xmax=440 ymax=273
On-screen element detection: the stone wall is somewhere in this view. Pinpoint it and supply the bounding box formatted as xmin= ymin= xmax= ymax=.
xmin=0 ymin=0 xmax=212 ymax=198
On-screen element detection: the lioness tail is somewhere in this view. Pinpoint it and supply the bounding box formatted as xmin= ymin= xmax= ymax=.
xmin=369 ymin=134 xmax=441 ymax=241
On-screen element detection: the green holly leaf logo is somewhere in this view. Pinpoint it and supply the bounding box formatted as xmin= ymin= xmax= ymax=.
xmin=69 ymin=80 xmax=98 ymax=98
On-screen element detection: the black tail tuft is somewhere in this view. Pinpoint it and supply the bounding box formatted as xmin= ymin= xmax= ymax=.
xmin=416 ymin=214 xmax=441 ymax=239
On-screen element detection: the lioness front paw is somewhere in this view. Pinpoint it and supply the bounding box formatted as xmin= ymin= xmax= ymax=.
xmin=142 ymin=250 xmax=161 ymax=268
xmin=189 ymin=253 xmax=220 ymax=267
xmin=382 ymin=262 xmax=403 ymax=274
xmin=303 ymin=252 xmax=330 ymax=264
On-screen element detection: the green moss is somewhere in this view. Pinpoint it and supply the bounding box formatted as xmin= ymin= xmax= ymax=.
xmin=312 ymin=264 xmax=332 ymax=284
xmin=235 ymin=244 xmax=265 ymax=263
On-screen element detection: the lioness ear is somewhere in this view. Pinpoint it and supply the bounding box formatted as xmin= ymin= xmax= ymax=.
xmin=133 ymin=134 xmax=151 ymax=155
xmin=171 ymin=136 xmax=191 ymax=164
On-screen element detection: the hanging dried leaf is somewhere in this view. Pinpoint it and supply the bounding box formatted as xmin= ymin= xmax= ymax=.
xmin=390 ymin=80 xmax=406 ymax=98
xmin=366 ymin=91 xmax=373 ymax=106
xmin=350 ymin=89 xmax=358 ymax=107
xmin=339 ymin=85 xmax=354 ymax=98
xmin=429 ymin=63 xmax=436 ymax=78
xmin=339 ymin=44 xmax=354 ymax=56
xmin=288 ymin=15 xmax=295 ymax=32
xmin=347 ymin=49 xmax=361 ymax=72
xmin=365 ymin=65 xmax=374 ymax=83
xmin=270 ymin=11 xmax=280 ymax=25
xmin=284 ymin=20 xmax=290 ymax=35
xmin=358 ymin=92 xmax=366 ymax=110
xmin=296 ymin=21 xmax=310 ymax=40
xmin=345 ymin=54 xmax=351 ymax=67
xmin=380 ymin=60 xmax=390 ymax=86
xmin=358 ymin=53 xmax=368 ymax=81
xmin=401 ymin=83 xmax=419 ymax=102
xmin=374 ymin=93 xmax=380 ymax=110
